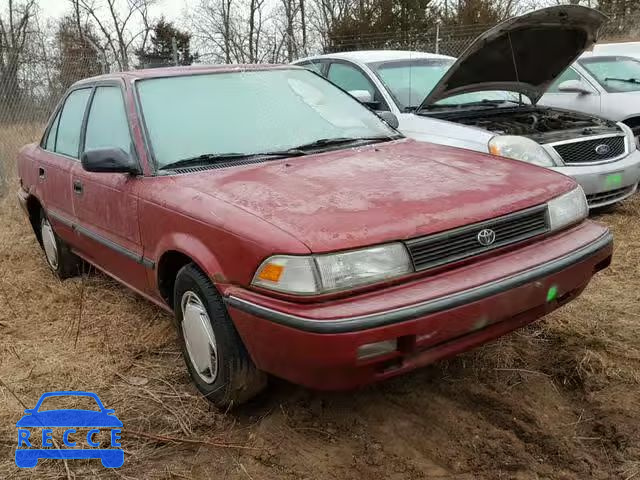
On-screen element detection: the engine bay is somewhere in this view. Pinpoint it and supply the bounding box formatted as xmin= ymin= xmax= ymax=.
xmin=425 ymin=107 xmax=621 ymax=143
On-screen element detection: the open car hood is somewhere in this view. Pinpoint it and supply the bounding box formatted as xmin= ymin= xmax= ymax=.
xmin=419 ymin=6 xmax=607 ymax=108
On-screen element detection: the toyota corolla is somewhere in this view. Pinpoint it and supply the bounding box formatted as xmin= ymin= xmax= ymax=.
xmin=17 ymin=65 xmax=612 ymax=406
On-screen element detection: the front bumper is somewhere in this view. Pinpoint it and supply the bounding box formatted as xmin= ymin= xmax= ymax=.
xmin=224 ymin=222 xmax=612 ymax=390
xmin=551 ymin=149 xmax=640 ymax=208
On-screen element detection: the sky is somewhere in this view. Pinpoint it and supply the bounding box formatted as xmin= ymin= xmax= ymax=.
xmin=39 ymin=0 xmax=192 ymax=26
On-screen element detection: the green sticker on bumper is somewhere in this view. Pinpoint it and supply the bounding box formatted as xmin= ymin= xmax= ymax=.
xmin=604 ymin=173 xmax=622 ymax=189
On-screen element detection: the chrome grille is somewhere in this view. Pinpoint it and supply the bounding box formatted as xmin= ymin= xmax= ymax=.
xmin=553 ymin=136 xmax=626 ymax=164
xmin=405 ymin=205 xmax=549 ymax=272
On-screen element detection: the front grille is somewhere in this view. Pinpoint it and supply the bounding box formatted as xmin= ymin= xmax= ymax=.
xmin=553 ymin=136 xmax=626 ymax=164
xmin=405 ymin=205 xmax=549 ymax=272
xmin=586 ymin=185 xmax=636 ymax=206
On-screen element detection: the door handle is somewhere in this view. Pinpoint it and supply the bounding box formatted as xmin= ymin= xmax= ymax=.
xmin=38 ymin=167 xmax=46 ymax=179
xmin=73 ymin=180 xmax=83 ymax=195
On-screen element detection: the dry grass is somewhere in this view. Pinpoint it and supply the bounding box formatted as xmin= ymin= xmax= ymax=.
xmin=1 ymin=126 xmax=640 ymax=478
xmin=0 ymin=123 xmax=43 ymax=194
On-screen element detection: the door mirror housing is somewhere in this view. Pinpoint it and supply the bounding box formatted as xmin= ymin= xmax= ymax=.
xmin=348 ymin=89 xmax=374 ymax=103
xmin=81 ymin=148 xmax=140 ymax=175
xmin=376 ymin=111 xmax=400 ymax=129
xmin=557 ymin=80 xmax=592 ymax=95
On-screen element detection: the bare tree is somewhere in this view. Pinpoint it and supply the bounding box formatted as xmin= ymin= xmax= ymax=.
xmin=76 ymin=0 xmax=155 ymax=70
xmin=248 ymin=0 xmax=266 ymax=62
xmin=0 ymin=0 xmax=38 ymax=121
xmin=281 ymin=0 xmax=298 ymax=61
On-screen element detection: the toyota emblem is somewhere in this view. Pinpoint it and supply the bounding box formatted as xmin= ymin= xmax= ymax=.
xmin=477 ymin=229 xmax=496 ymax=246
xmin=595 ymin=144 xmax=611 ymax=156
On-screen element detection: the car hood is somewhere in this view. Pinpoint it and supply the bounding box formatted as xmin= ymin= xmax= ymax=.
xmin=170 ymin=140 xmax=575 ymax=253
xmin=16 ymin=410 xmax=123 ymax=428
xmin=419 ymin=6 xmax=607 ymax=108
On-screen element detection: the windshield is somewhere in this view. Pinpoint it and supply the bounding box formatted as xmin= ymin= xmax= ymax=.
xmin=370 ymin=58 xmax=527 ymax=110
xmin=136 ymin=69 xmax=397 ymax=168
xmin=579 ymin=56 xmax=640 ymax=92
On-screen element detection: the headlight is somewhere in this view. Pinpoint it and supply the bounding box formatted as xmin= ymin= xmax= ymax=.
xmin=252 ymin=243 xmax=413 ymax=295
xmin=548 ymin=186 xmax=588 ymax=231
xmin=489 ymin=135 xmax=556 ymax=166
xmin=619 ymin=122 xmax=637 ymax=152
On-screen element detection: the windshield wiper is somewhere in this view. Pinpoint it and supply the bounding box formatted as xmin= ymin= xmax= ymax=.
xmin=159 ymin=150 xmax=307 ymax=171
xmin=159 ymin=136 xmax=401 ymax=171
xmin=289 ymin=135 xmax=400 ymax=151
xmin=604 ymin=77 xmax=640 ymax=84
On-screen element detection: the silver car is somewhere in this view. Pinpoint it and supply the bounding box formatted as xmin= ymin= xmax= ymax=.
xmin=539 ymin=53 xmax=640 ymax=138
xmin=295 ymin=6 xmax=640 ymax=209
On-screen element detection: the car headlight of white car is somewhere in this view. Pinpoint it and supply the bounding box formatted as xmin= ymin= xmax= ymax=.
xmin=489 ymin=135 xmax=556 ymax=167
xmin=252 ymin=243 xmax=413 ymax=295
xmin=619 ymin=122 xmax=637 ymax=152
xmin=547 ymin=186 xmax=588 ymax=231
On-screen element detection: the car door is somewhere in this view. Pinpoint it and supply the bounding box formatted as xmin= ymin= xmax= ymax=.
xmin=70 ymin=83 xmax=149 ymax=294
xmin=38 ymin=88 xmax=92 ymax=245
xmin=325 ymin=60 xmax=391 ymax=111
xmin=539 ymin=66 xmax=602 ymax=115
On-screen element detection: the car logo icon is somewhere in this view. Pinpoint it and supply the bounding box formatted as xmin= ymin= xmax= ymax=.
xmin=595 ymin=144 xmax=611 ymax=156
xmin=15 ymin=391 xmax=124 ymax=469
xmin=477 ymin=229 xmax=496 ymax=246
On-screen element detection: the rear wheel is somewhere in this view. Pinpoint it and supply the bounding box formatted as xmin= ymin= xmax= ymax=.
xmin=174 ymin=264 xmax=266 ymax=408
xmin=40 ymin=210 xmax=82 ymax=279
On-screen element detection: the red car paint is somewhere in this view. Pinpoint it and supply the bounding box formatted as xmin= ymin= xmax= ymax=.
xmin=17 ymin=65 xmax=612 ymax=391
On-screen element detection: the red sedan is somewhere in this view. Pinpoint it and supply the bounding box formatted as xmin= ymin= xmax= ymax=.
xmin=16 ymin=65 xmax=612 ymax=406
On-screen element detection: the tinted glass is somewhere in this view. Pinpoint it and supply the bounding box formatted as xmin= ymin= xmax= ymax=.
xmin=299 ymin=61 xmax=325 ymax=75
xmin=85 ymin=86 xmax=132 ymax=153
xmin=136 ymin=69 xmax=396 ymax=168
xmin=56 ymin=88 xmax=91 ymax=158
xmin=327 ymin=63 xmax=375 ymax=96
xmin=371 ymin=58 xmax=525 ymax=109
xmin=44 ymin=110 xmax=61 ymax=151
xmin=373 ymin=59 xmax=454 ymax=109
xmin=548 ymin=67 xmax=582 ymax=93
xmin=580 ymin=56 xmax=640 ymax=92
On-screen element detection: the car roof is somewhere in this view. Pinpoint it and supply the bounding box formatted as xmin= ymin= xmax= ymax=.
xmin=579 ymin=51 xmax=637 ymax=60
xmin=72 ymin=63 xmax=298 ymax=87
xmin=296 ymin=50 xmax=456 ymax=64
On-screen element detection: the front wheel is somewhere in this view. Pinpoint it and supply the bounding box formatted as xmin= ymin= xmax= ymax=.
xmin=174 ymin=264 xmax=267 ymax=408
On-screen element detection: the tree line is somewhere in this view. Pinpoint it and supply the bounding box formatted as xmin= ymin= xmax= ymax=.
xmin=0 ymin=0 xmax=638 ymax=122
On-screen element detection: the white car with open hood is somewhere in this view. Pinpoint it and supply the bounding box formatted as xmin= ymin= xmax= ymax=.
xmin=295 ymin=6 xmax=640 ymax=209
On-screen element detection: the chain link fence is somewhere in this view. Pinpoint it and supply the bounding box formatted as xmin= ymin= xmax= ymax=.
xmin=1 ymin=13 xmax=640 ymax=196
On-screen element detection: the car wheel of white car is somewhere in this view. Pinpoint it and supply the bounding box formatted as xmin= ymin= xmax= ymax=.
xmin=39 ymin=210 xmax=82 ymax=279
xmin=174 ymin=263 xmax=267 ymax=408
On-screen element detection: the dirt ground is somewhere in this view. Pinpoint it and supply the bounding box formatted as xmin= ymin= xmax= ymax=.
xmin=1 ymin=167 xmax=640 ymax=479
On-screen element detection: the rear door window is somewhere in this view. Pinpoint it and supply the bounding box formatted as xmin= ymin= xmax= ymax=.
xmin=44 ymin=110 xmax=61 ymax=151
xmin=55 ymin=88 xmax=92 ymax=158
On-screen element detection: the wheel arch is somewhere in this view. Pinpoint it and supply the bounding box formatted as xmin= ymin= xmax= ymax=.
xmin=25 ymin=193 xmax=44 ymax=246
xmin=622 ymin=115 xmax=640 ymax=135
xmin=155 ymin=242 xmax=224 ymax=309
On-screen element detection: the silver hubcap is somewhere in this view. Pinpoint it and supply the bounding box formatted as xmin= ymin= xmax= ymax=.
xmin=41 ymin=217 xmax=58 ymax=270
xmin=181 ymin=291 xmax=218 ymax=384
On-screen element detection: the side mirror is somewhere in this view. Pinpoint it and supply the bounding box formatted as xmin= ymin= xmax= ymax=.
xmin=81 ymin=148 xmax=140 ymax=175
xmin=348 ymin=89 xmax=374 ymax=104
xmin=557 ymin=80 xmax=592 ymax=95
xmin=376 ymin=111 xmax=399 ymax=129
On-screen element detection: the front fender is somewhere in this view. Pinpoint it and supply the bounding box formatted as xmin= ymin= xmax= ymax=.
xmin=151 ymin=233 xmax=225 ymax=288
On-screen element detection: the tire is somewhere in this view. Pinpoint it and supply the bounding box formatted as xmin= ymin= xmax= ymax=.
xmin=174 ymin=263 xmax=267 ymax=408
xmin=39 ymin=210 xmax=82 ymax=279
